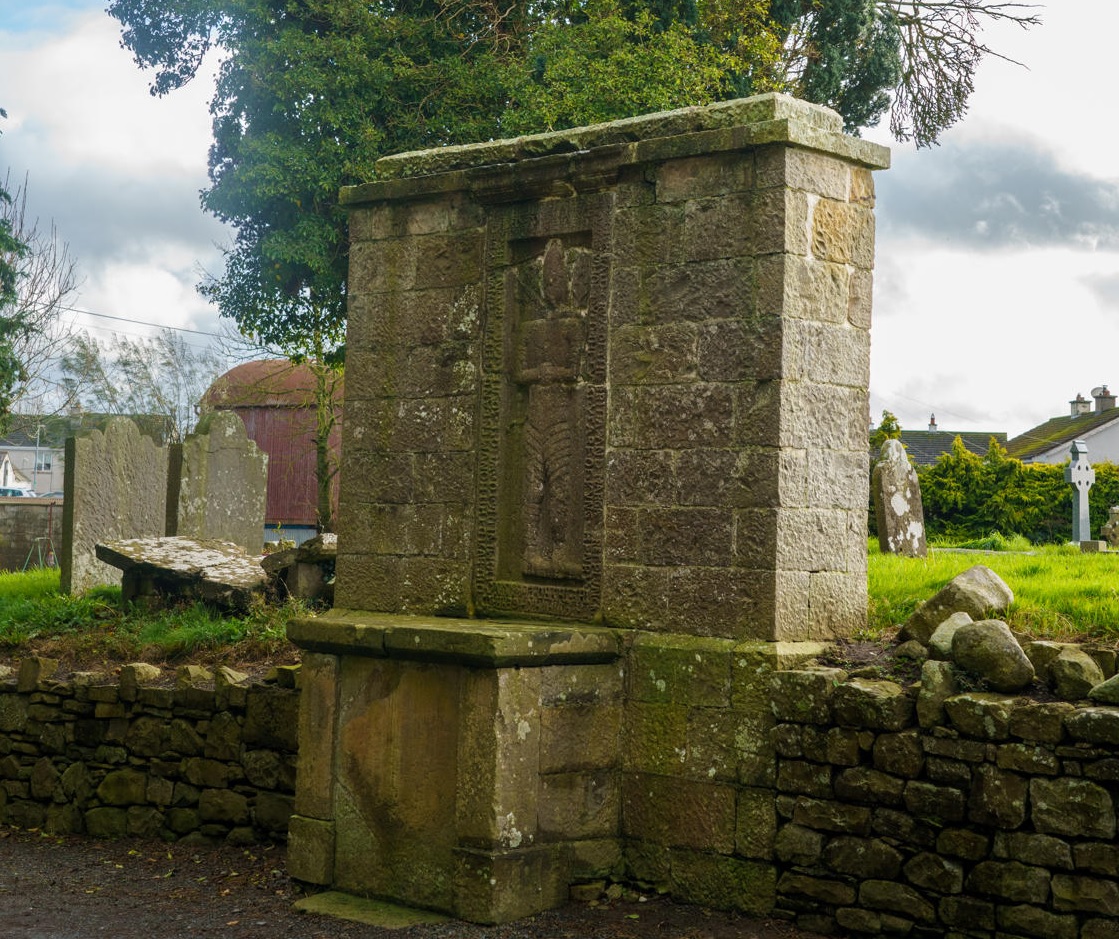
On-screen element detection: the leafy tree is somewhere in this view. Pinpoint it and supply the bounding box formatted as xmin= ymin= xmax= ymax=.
xmin=918 ymin=438 xmax=1076 ymax=545
xmin=773 ymin=2 xmax=1042 ymax=147
xmin=59 ymin=330 xmax=230 ymax=444
xmin=869 ymin=409 xmax=903 ymax=453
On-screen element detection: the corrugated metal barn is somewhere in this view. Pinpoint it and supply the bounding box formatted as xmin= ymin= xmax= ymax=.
xmin=201 ymin=360 xmax=342 ymax=543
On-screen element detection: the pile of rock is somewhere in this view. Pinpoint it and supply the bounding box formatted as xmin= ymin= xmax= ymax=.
xmin=260 ymin=533 xmax=336 ymax=604
xmin=894 ymin=564 xmax=1119 ymax=704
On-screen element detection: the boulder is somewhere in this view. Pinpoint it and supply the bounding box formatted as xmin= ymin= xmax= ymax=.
xmin=900 ymin=566 xmax=1013 ymax=645
xmin=1049 ymin=647 xmax=1105 ymax=701
xmin=928 ymin=612 xmax=972 ymax=660
xmin=951 ymin=619 xmax=1034 ymax=692
xmin=1088 ymin=673 xmax=1119 ymax=705
xmin=1022 ymin=640 xmax=1066 ymax=683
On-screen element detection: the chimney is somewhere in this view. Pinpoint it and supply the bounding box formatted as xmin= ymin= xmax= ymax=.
xmin=928 ymin=413 xmax=938 ymax=431
xmin=1071 ymin=393 xmax=1092 ymax=417
xmin=1093 ymin=385 xmax=1116 ymax=413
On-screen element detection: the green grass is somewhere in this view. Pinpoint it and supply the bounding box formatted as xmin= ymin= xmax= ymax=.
xmin=0 ymin=568 xmax=304 ymax=665
xmin=4 ymin=541 xmax=1119 ymax=666
xmin=868 ymin=540 xmax=1119 ymax=641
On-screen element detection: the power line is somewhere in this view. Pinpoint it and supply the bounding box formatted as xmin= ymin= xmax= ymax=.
xmin=57 ymin=303 xmax=226 ymax=338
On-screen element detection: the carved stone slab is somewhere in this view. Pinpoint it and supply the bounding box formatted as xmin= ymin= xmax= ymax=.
xmin=95 ymin=536 xmax=268 ymax=611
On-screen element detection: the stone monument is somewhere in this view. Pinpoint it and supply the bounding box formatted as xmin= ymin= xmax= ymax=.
xmin=61 ymin=417 xmax=169 ymax=594
xmin=166 ymin=410 xmax=268 ymax=554
xmin=1065 ymin=439 xmax=1095 ymax=543
xmin=287 ymin=94 xmax=889 ymax=923
xmin=871 ymin=438 xmax=927 ymax=557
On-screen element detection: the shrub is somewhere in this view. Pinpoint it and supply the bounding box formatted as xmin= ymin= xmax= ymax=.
xmin=915 ymin=437 xmax=1119 ymax=545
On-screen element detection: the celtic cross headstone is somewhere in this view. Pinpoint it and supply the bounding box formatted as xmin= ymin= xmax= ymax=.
xmin=1065 ymin=439 xmax=1095 ymax=542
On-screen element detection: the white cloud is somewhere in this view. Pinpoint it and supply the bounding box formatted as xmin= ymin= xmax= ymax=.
xmin=0 ymin=6 xmax=227 ymax=337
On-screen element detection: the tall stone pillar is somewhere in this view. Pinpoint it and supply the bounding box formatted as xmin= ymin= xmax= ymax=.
xmin=289 ymin=94 xmax=889 ymax=923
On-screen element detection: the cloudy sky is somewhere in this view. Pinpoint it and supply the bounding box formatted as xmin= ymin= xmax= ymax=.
xmin=1 ymin=1 xmax=1116 ymax=439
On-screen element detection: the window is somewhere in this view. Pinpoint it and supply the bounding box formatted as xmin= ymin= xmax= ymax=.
xmin=35 ymin=453 xmax=52 ymax=472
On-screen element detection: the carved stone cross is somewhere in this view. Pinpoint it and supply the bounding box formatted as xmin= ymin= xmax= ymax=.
xmin=1065 ymin=439 xmax=1095 ymax=542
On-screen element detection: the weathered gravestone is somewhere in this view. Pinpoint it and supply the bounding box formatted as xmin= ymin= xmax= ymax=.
xmin=871 ymin=438 xmax=927 ymax=557
xmin=1101 ymin=506 xmax=1119 ymax=548
xmin=62 ymin=412 xmax=270 ymax=594
xmin=61 ymin=417 xmax=168 ymax=594
xmin=287 ymin=94 xmax=889 ymax=923
xmin=1065 ymin=439 xmax=1095 ymax=543
xmin=166 ymin=410 xmax=268 ymax=554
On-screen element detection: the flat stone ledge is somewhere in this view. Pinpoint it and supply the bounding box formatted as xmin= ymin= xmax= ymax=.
xmin=95 ymin=536 xmax=269 ymax=611
xmin=289 ymin=610 xmax=623 ymax=667
xmin=343 ymin=93 xmax=889 ymax=205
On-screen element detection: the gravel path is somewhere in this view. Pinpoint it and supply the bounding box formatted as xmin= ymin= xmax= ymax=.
xmin=0 ymin=827 xmax=822 ymax=939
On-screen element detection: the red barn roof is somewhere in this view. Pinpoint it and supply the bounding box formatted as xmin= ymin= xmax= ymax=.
xmin=201 ymin=360 xmax=342 ymax=528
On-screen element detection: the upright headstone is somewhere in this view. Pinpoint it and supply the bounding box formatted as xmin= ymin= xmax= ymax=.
xmin=60 ymin=417 xmax=169 ymax=594
xmin=1065 ymin=439 xmax=1095 ymax=543
xmin=872 ymin=439 xmax=927 ymax=557
xmin=166 ymin=410 xmax=268 ymax=554
xmin=1101 ymin=506 xmax=1119 ymax=548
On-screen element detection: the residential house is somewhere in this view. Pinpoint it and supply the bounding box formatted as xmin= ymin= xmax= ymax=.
xmin=1006 ymin=386 xmax=1119 ymax=464
xmin=891 ymin=414 xmax=1007 ymax=466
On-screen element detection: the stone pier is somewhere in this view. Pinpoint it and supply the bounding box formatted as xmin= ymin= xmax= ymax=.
xmin=288 ymin=94 xmax=889 ymax=923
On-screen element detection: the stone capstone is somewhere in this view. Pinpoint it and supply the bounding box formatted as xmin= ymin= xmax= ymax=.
xmin=95 ymin=536 xmax=269 ymax=611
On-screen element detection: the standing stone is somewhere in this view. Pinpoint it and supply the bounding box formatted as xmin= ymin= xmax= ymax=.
xmin=871 ymin=439 xmax=926 ymax=557
xmin=61 ymin=417 xmax=169 ymax=594
xmin=1065 ymin=440 xmax=1095 ymax=543
xmin=167 ymin=410 xmax=268 ymax=555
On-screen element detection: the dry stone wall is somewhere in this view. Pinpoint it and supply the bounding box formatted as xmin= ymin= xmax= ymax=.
xmin=768 ymin=667 xmax=1119 ymax=938
xmin=0 ymin=658 xmax=298 ymax=843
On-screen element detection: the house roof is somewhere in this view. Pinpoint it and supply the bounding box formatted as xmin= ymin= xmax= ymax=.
xmin=895 ymin=430 xmax=1007 ymax=466
xmin=1005 ymin=408 xmax=1119 ymax=461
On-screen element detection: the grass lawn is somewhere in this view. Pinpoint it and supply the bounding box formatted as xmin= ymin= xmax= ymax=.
xmin=868 ymin=540 xmax=1119 ymax=641
xmin=2 ymin=545 xmax=1117 ymax=667
xmin=0 ymin=568 xmax=302 ymax=667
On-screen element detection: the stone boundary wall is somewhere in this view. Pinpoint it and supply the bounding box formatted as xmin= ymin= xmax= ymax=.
xmin=768 ymin=668 xmax=1119 ymax=938
xmin=0 ymin=659 xmax=299 ymax=843
xmin=0 ymin=497 xmax=62 ymax=572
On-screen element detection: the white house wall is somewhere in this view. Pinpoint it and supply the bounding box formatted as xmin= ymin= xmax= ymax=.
xmin=1031 ymin=420 xmax=1119 ymax=465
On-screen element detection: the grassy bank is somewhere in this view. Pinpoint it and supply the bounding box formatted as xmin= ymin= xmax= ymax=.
xmin=2 ymin=547 xmax=1117 ymax=666
xmin=868 ymin=541 xmax=1119 ymax=641
xmin=0 ymin=568 xmax=301 ymax=666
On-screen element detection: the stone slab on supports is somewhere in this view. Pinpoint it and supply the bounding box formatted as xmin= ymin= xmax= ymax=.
xmin=288 ymin=610 xmax=625 ymax=924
